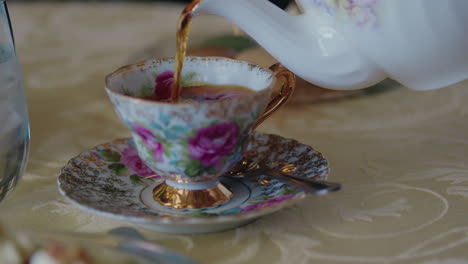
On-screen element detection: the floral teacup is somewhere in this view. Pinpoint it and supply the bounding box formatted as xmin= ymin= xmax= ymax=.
xmin=105 ymin=57 xmax=295 ymax=209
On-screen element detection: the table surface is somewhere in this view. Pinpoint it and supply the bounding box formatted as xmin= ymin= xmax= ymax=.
xmin=2 ymin=2 xmax=468 ymax=264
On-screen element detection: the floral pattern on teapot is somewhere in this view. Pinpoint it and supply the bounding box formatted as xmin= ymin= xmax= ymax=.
xmin=311 ymin=0 xmax=380 ymax=27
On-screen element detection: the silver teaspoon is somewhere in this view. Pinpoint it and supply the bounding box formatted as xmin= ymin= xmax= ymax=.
xmin=228 ymin=159 xmax=341 ymax=195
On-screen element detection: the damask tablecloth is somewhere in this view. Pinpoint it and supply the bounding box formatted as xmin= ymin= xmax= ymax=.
xmin=2 ymin=2 xmax=468 ymax=264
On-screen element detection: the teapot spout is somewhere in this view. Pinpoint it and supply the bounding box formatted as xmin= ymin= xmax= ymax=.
xmin=195 ymin=0 xmax=386 ymax=90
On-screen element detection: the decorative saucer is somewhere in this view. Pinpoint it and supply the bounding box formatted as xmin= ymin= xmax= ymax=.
xmin=58 ymin=132 xmax=329 ymax=234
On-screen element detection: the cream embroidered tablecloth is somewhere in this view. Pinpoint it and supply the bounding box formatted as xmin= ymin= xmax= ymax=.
xmin=2 ymin=2 xmax=468 ymax=264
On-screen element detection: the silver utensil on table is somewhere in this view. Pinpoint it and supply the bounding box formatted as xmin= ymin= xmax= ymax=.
xmin=228 ymin=159 xmax=341 ymax=195
xmin=109 ymin=227 xmax=198 ymax=264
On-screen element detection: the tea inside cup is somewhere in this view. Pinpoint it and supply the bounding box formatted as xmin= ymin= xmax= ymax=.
xmin=105 ymin=57 xmax=289 ymax=209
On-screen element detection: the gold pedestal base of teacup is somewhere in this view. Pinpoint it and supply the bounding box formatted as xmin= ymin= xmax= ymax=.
xmin=153 ymin=181 xmax=233 ymax=209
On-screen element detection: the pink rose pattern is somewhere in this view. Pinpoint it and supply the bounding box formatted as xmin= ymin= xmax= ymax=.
xmin=134 ymin=124 xmax=164 ymax=162
xmin=188 ymin=122 xmax=240 ymax=167
xmin=153 ymin=70 xmax=173 ymax=100
xmin=121 ymin=147 xmax=156 ymax=178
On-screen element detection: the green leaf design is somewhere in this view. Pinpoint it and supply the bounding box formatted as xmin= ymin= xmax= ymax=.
xmin=219 ymin=208 xmax=242 ymax=215
xmin=184 ymin=159 xmax=205 ymax=178
xmin=163 ymin=147 xmax=171 ymax=158
xmin=139 ymin=84 xmax=154 ymax=97
xmin=281 ymin=187 xmax=298 ymax=195
xmin=230 ymin=117 xmax=246 ymax=127
xmin=108 ymin=163 xmax=128 ymax=176
xmin=181 ymin=72 xmax=198 ymax=87
xmin=185 ymin=129 xmax=197 ymax=139
xmin=122 ymin=88 xmax=134 ymax=96
xmin=129 ymin=174 xmax=141 ymax=184
xmin=248 ymin=196 xmax=272 ymax=204
xmin=146 ymin=148 xmax=153 ymax=158
xmin=175 ymin=160 xmax=186 ymax=167
xmin=188 ymin=211 xmax=215 ymax=217
xmin=99 ymin=149 xmax=121 ymax=162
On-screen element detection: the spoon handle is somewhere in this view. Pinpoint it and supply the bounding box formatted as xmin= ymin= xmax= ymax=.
xmin=247 ymin=168 xmax=341 ymax=195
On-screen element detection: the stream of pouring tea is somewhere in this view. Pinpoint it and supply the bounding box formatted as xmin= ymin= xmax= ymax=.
xmin=170 ymin=0 xmax=202 ymax=103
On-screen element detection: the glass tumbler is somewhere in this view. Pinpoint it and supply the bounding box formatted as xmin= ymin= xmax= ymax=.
xmin=0 ymin=1 xmax=30 ymax=201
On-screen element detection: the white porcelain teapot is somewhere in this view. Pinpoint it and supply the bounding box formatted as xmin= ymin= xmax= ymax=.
xmin=196 ymin=0 xmax=468 ymax=90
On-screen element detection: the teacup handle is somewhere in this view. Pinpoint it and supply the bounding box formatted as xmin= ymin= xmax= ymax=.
xmin=252 ymin=63 xmax=296 ymax=130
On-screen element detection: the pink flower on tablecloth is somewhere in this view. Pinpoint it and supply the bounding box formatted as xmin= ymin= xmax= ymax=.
xmin=188 ymin=122 xmax=240 ymax=167
xmin=153 ymin=70 xmax=174 ymax=100
xmin=134 ymin=124 xmax=164 ymax=162
xmin=243 ymin=194 xmax=295 ymax=212
xmin=121 ymin=147 xmax=156 ymax=178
